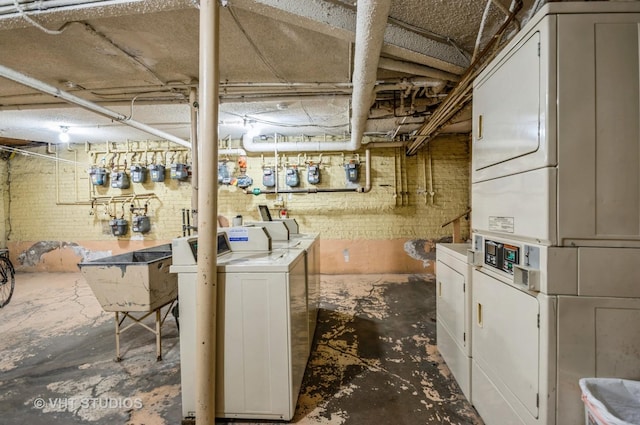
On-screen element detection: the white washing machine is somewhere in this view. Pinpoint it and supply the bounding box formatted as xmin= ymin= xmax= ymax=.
xmin=171 ymin=231 xmax=308 ymax=421
xmin=244 ymin=219 xmax=321 ymax=350
xmin=469 ymin=3 xmax=640 ymax=425
xmin=435 ymin=243 xmax=472 ymax=401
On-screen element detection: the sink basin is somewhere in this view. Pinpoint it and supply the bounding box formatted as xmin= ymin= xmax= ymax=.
xmin=79 ymin=250 xmax=177 ymax=312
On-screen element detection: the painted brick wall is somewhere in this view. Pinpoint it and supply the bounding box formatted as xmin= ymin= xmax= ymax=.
xmin=4 ymin=135 xmax=470 ymax=273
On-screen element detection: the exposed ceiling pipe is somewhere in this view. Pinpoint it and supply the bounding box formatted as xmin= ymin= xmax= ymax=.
xmin=350 ymin=0 xmax=392 ymax=150
xmin=0 ymin=63 xmax=191 ymax=148
xmin=378 ymin=57 xmax=461 ymax=82
xmin=242 ymin=0 xmax=391 ymax=154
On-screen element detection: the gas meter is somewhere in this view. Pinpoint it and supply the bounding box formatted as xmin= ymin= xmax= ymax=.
xmin=171 ymin=163 xmax=189 ymax=180
xmin=132 ymin=215 xmax=151 ymax=233
xmin=149 ymin=164 xmax=165 ymax=182
xmin=307 ymin=165 xmax=320 ymax=185
xmin=109 ymin=218 xmax=128 ymax=236
xmin=110 ymin=171 xmax=130 ymax=189
xmin=218 ymin=162 xmax=230 ymax=184
xmin=285 ymin=167 xmax=299 ymax=187
xmin=263 ymin=167 xmax=276 ymax=187
xmin=89 ymin=167 xmax=107 ymax=186
xmin=130 ymin=165 xmax=147 ymax=183
xmin=344 ymin=161 xmax=359 ymax=183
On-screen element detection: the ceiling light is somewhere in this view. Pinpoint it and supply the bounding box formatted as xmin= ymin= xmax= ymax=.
xmin=59 ymin=126 xmax=70 ymax=143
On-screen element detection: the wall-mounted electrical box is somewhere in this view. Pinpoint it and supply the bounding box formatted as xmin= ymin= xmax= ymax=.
xmin=285 ymin=167 xmax=299 ymax=187
xmin=149 ymin=164 xmax=165 ymax=182
xmin=89 ymin=167 xmax=107 ymax=186
xmin=345 ymin=162 xmax=359 ymax=182
xmin=307 ymin=165 xmax=320 ymax=184
xmin=109 ymin=218 xmax=128 ymax=236
xmin=171 ymin=163 xmax=189 ymax=180
xmin=130 ymin=165 xmax=147 ymax=183
xmin=132 ymin=215 xmax=151 ymax=233
xmin=263 ymin=168 xmax=276 ymax=187
xmin=110 ymin=171 xmax=130 ymax=189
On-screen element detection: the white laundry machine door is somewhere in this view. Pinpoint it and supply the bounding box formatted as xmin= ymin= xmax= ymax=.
xmin=216 ymin=250 xmax=307 ymax=421
xmin=472 ymin=270 xmax=541 ymax=425
xmin=436 ymin=257 xmax=471 ymax=400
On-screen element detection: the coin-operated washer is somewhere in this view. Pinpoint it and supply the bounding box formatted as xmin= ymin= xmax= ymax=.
xmin=171 ymin=229 xmax=308 ymax=422
xmin=245 ymin=215 xmax=320 ymax=349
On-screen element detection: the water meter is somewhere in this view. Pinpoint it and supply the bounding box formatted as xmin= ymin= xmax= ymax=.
xmin=307 ymin=165 xmax=320 ymax=184
xmin=149 ymin=164 xmax=165 ymax=182
xmin=89 ymin=167 xmax=107 ymax=186
xmin=237 ymin=175 xmax=253 ymax=188
xmin=345 ymin=161 xmax=359 ymax=182
xmin=110 ymin=171 xmax=130 ymax=189
xmin=285 ymin=167 xmax=299 ymax=187
xmin=263 ymin=167 xmax=276 ymax=187
xmin=171 ymin=163 xmax=189 ymax=180
xmin=130 ymin=165 xmax=147 ymax=183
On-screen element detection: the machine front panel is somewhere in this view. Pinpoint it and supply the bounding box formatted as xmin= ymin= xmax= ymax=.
xmin=472 ymin=270 xmax=540 ymax=419
xmin=472 ymin=167 xmax=557 ymax=244
xmin=436 ymin=261 xmax=467 ymax=352
xmin=473 ymin=31 xmax=543 ymax=174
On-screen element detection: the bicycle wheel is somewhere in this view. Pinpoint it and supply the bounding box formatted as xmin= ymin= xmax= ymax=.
xmin=0 ymin=256 xmax=15 ymax=308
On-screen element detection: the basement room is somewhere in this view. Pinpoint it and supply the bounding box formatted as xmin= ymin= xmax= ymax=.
xmin=0 ymin=1 xmax=639 ymax=425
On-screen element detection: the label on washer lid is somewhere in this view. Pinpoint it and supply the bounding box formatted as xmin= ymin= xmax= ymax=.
xmin=488 ymin=216 xmax=514 ymax=233
xmin=227 ymin=227 xmax=249 ymax=242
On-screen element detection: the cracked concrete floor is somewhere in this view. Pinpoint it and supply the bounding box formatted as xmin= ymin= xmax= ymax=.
xmin=0 ymin=272 xmax=482 ymax=425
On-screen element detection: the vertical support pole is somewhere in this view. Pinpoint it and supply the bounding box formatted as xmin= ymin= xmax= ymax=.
xmin=197 ymin=0 xmax=219 ymax=423
xmin=156 ymin=308 xmax=162 ymax=361
xmin=115 ymin=312 xmax=121 ymax=362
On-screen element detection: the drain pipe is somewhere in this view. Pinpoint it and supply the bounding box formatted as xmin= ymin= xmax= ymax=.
xmin=0 ymin=63 xmax=191 ymax=148
xmin=189 ymin=87 xmax=199 ymax=228
xmin=196 ymin=0 xmax=219 ymax=423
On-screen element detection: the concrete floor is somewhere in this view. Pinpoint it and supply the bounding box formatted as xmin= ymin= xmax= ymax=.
xmin=0 ymin=272 xmax=483 ymax=425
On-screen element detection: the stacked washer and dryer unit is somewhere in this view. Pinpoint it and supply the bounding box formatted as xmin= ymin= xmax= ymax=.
xmin=440 ymin=2 xmax=640 ymax=425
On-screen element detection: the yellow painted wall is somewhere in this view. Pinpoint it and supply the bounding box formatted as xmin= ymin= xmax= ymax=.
xmin=4 ymin=135 xmax=470 ymax=273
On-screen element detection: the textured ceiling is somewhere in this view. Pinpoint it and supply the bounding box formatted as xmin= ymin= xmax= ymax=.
xmin=0 ymin=0 xmax=551 ymax=148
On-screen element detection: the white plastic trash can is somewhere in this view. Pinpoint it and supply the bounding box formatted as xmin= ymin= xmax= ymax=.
xmin=579 ymin=378 xmax=640 ymax=425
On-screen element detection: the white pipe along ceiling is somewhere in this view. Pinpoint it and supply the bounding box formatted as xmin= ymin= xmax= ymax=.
xmin=0 ymin=63 xmax=192 ymax=148
xmin=242 ymin=0 xmax=392 ymax=153
xmin=0 ymin=0 xmax=550 ymax=151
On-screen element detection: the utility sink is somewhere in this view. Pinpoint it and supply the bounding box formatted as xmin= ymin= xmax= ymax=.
xmin=79 ymin=249 xmax=177 ymax=312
